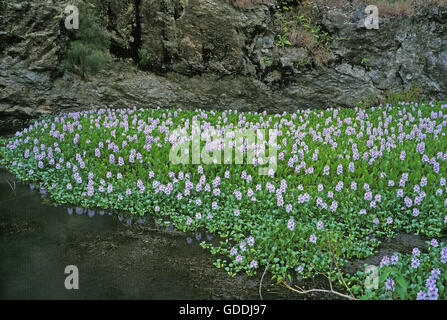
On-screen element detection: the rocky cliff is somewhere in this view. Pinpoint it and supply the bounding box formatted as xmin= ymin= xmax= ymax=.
xmin=1 ymin=0 xmax=446 ymax=119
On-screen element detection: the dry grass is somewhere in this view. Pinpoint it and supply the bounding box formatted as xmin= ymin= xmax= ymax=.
xmin=313 ymin=45 xmax=331 ymax=66
xmin=225 ymin=0 xmax=446 ymax=66
xmin=313 ymin=0 xmax=353 ymax=8
xmin=226 ymin=0 xmax=447 ymax=13
xmin=366 ymin=0 xmax=416 ymax=17
xmin=288 ymin=27 xmax=318 ymax=50
xmin=363 ymin=0 xmax=445 ymax=17
xmin=371 ymin=0 xmax=447 ymax=17
xmin=314 ymin=0 xmax=447 ymax=16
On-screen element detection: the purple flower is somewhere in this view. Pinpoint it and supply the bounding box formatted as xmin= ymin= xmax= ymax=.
xmin=412 ymin=248 xmax=420 ymax=256
xmin=414 ymin=184 xmax=421 ymax=193
xmin=247 ymin=236 xmax=255 ymax=246
xmin=431 ymin=239 xmax=439 ymax=247
xmin=426 ymin=276 xmax=436 ymax=288
xmin=400 ymin=150 xmax=406 ymax=161
xmin=277 ymin=195 xmax=284 ymax=207
xmin=404 ymin=197 xmax=413 ymax=208
xmin=348 ymin=162 xmax=354 ymax=173
xmin=317 ymin=220 xmax=324 ymax=230
xmin=413 ymin=208 xmax=420 ymax=217
xmin=411 ymin=257 xmax=420 ymax=269
xmin=427 ymin=286 xmax=438 ymax=300
xmin=250 ymin=260 xmax=258 ymax=269
xmin=335 ymin=181 xmax=343 ymax=192
xmin=431 ymin=268 xmax=441 ymax=279
xmin=391 ymin=254 xmax=398 ymax=265
xmin=385 ymin=277 xmax=394 ymax=292
xmin=417 ymin=290 xmax=427 ymax=300
xmin=309 ymin=234 xmax=317 ymax=243
xmin=416 ymin=142 xmax=425 ymax=154
xmin=380 ymin=256 xmax=390 ymax=267
xmin=440 ymin=248 xmax=447 ymax=264
xmin=233 ymin=189 xmax=242 ymax=200
xmin=330 ymin=201 xmax=338 ymax=212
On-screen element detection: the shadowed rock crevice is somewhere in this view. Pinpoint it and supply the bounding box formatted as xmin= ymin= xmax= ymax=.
xmin=106 ymin=0 xmax=143 ymax=65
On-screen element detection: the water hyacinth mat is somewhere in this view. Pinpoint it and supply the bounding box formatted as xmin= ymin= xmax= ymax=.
xmin=1 ymin=101 xmax=447 ymax=300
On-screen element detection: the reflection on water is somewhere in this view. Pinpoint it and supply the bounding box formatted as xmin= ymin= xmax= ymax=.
xmin=0 ymin=168 xmax=274 ymax=300
xmin=28 ymin=181 xmax=208 ymax=246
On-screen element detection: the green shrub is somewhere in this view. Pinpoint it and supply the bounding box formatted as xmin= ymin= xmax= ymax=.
xmin=384 ymin=87 xmax=422 ymax=105
xmin=138 ymin=47 xmax=150 ymax=69
xmin=61 ymin=1 xmax=111 ymax=79
xmin=273 ymin=1 xmax=333 ymax=66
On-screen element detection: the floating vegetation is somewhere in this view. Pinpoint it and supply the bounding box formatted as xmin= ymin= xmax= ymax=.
xmin=1 ymin=101 xmax=447 ymax=299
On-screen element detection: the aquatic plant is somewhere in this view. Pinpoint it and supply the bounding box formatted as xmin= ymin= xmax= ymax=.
xmin=1 ymin=101 xmax=446 ymax=299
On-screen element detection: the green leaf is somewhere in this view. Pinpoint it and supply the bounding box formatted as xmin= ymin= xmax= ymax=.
xmin=379 ymin=268 xmax=391 ymax=283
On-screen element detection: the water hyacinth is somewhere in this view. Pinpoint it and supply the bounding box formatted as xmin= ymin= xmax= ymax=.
xmin=385 ymin=277 xmax=395 ymax=292
xmin=1 ymin=102 xmax=447 ymax=299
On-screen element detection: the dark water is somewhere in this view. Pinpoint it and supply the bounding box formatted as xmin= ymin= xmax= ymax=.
xmin=0 ymin=168 xmax=299 ymax=300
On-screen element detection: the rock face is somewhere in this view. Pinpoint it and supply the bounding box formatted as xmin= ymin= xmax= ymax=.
xmin=1 ymin=0 xmax=446 ymax=119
